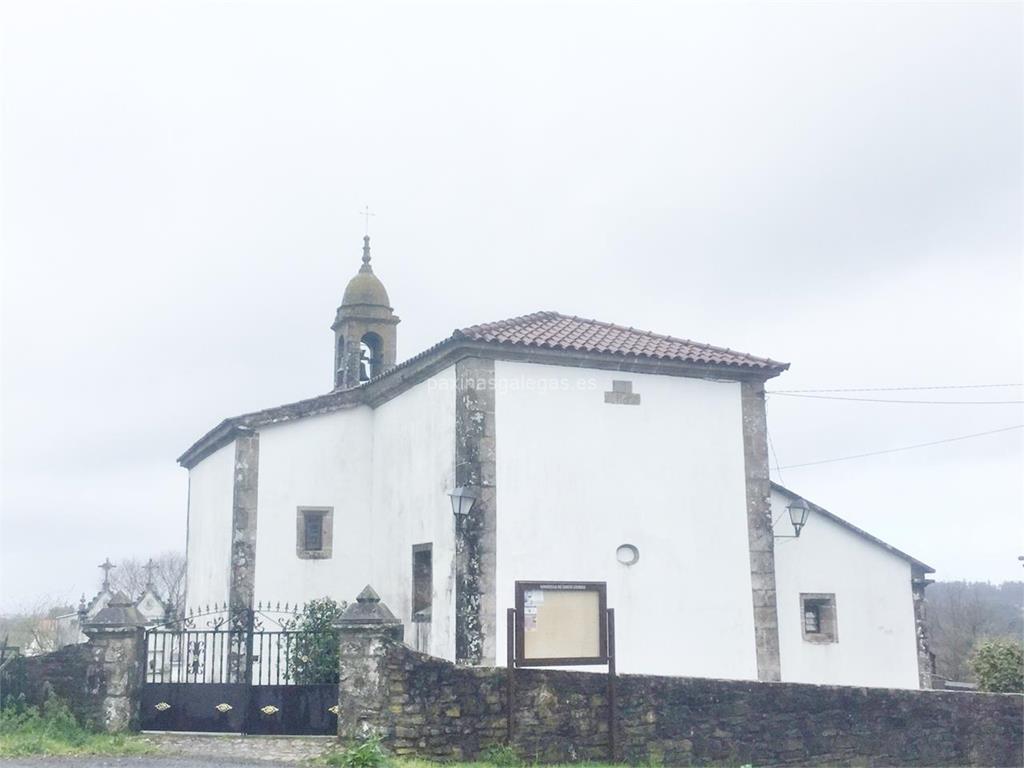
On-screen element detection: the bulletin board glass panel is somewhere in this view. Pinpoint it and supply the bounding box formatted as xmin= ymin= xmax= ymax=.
xmin=514 ymin=581 xmax=608 ymax=666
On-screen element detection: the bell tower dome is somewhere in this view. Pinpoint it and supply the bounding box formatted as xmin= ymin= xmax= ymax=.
xmin=331 ymin=236 xmax=400 ymax=389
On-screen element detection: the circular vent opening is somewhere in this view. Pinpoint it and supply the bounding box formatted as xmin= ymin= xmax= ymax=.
xmin=616 ymin=544 xmax=640 ymax=566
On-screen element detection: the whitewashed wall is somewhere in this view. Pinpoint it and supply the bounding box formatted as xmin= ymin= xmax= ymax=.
xmin=184 ymin=441 xmax=234 ymax=610
xmin=183 ymin=357 xmax=924 ymax=687
xmin=253 ymin=406 xmax=374 ymax=608
xmin=772 ymin=488 xmax=920 ymax=689
xmin=492 ymin=360 xmax=757 ymax=679
xmin=246 ymin=368 xmax=456 ymax=659
xmin=369 ymin=367 xmax=457 ymax=659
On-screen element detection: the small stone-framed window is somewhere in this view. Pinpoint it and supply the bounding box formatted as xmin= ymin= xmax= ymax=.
xmin=411 ymin=543 xmax=432 ymax=623
xmin=296 ymin=507 xmax=333 ymax=559
xmin=800 ymin=593 xmax=837 ymax=643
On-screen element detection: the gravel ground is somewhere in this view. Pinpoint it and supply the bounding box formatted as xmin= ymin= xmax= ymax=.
xmin=0 ymin=733 xmax=336 ymax=767
xmin=140 ymin=733 xmax=333 ymax=763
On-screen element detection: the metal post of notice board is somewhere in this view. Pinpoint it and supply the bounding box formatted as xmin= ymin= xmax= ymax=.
xmin=506 ymin=607 xmax=515 ymax=745
xmin=607 ymin=608 xmax=616 ymax=762
xmin=506 ymin=582 xmax=617 ymax=762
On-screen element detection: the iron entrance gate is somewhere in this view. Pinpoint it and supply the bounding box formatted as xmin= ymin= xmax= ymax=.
xmin=140 ymin=604 xmax=338 ymax=734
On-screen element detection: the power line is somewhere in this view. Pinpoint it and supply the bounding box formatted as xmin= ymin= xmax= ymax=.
xmin=769 ymin=393 xmax=1024 ymax=405
xmin=769 ymin=383 xmax=1021 ymax=394
xmin=779 ymin=425 xmax=1023 ymax=470
xmin=767 ymin=428 xmax=785 ymax=486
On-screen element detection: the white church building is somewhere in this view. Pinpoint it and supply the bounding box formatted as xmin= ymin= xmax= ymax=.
xmin=181 ymin=237 xmax=934 ymax=690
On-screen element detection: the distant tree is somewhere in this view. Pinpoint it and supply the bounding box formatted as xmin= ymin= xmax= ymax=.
xmin=108 ymin=552 xmax=186 ymax=616
xmin=969 ymin=638 xmax=1024 ymax=693
xmin=286 ymin=597 xmax=346 ymax=684
xmin=0 ymin=599 xmax=72 ymax=656
xmin=108 ymin=560 xmax=147 ymax=598
xmin=926 ymin=581 xmax=1023 ymax=683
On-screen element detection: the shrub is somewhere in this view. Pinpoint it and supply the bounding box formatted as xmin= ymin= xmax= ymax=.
xmin=0 ymin=696 xmax=86 ymax=752
xmin=286 ymin=596 xmax=347 ymax=684
xmin=969 ymin=637 xmax=1024 ymax=693
xmin=324 ymin=735 xmax=388 ymax=768
xmin=480 ymin=744 xmax=522 ymax=766
xmin=0 ymin=694 xmax=150 ymax=757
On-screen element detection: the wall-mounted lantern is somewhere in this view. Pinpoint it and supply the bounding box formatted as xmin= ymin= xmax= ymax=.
xmin=447 ymin=487 xmax=477 ymax=518
xmin=776 ymin=497 xmax=811 ymax=539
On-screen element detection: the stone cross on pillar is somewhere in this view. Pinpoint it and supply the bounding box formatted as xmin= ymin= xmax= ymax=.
xmin=335 ymin=585 xmax=404 ymax=742
xmin=98 ymin=558 xmax=117 ymax=591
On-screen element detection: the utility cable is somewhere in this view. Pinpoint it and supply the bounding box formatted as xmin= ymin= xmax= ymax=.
xmin=779 ymin=425 xmax=1023 ymax=470
xmin=768 ymin=393 xmax=1024 ymax=405
xmin=767 ymin=428 xmax=785 ymax=486
xmin=770 ymin=383 xmax=1021 ymax=394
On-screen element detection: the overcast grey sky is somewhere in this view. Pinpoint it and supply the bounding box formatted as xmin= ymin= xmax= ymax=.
xmin=1 ymin=0 xmax=1021 ymax=612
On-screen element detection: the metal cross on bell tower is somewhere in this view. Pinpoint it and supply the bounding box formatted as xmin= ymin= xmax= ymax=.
xmin=144 ymin=558 xmax=157 ymax=588
xmin=358 ymin=204 xmax=375 ymax=236
xmin=98 ymin=558 xmax=117 ymax=591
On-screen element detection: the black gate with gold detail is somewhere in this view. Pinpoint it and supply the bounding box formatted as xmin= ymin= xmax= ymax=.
xmin=139 ymin=604 xmax=338 ymax=735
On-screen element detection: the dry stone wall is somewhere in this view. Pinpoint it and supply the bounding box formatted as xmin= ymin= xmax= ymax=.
xmin=1 ymin=643 xmax=108 ymax=728
xmin=1 ymin=606 xmax=146 ymax=733
xmin=372 ymin=642 xmax=1023 ymax=767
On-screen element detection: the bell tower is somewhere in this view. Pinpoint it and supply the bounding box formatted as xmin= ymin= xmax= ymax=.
xmin=331 ymin=236 xmax=400 ymax=390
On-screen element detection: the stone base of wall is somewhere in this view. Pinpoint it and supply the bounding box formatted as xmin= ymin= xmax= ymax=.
xmin=378 ymin=644 xmax=1023 ymax=767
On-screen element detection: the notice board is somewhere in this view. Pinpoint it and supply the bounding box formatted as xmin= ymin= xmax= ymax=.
xmin=514 ymin=581 xmax=608 ymax=665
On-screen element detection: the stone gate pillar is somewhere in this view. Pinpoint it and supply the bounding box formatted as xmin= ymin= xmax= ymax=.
xmin=335 ymin=585 xmax=404 ymax=742
xmin=82 ymin=592 xmax=148 ymax=732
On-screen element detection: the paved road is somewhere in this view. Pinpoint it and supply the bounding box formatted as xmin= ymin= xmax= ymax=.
xmin=0 ymin=759 xmax=295 ymax=767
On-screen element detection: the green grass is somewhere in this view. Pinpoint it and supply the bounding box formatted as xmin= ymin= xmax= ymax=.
xmin=0 ymin=697 xmax=155 ymax=758
xmin=317 ymin=740 xmax=627 ymax=768
xmin=319 ymin=747 xmax=745 ymax=768
xmin=395 ymin=762 xmax=621 ymax=768
xmin=319 ymin=759 xmax=622 ymax=768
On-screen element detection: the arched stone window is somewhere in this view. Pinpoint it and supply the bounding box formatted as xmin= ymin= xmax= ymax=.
xmin=360 ymin=332 xmax=383 ymax=382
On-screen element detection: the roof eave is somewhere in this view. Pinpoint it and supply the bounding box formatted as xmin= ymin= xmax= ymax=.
xmin=770 ymin=481 xmax=935 ymax=573
xmin=177 ymin=419 xmax=247 ymax=469
xmin=468 ymin=338 xmax=789 ymax=379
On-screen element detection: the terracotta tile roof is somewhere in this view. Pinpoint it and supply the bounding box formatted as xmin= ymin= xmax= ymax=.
xmin=454 ymin=311 xmax=788 ymax=372
xmin=180 ymin=310 xmax=787 ymax=467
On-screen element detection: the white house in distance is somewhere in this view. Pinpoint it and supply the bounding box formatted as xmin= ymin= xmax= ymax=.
xmin=51 ymin=568 xmax=169 ymax=650
xmin=181 ymin=237 xmax=934 ymax=690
